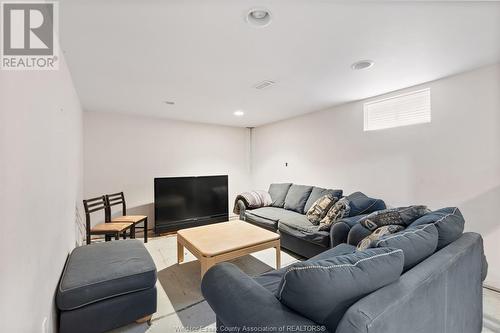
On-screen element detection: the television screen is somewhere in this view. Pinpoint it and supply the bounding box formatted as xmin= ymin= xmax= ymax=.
xmin=154 ymin=175 xmax=228 ymax=232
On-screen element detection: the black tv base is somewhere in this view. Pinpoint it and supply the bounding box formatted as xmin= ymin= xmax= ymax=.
xmin=154 ymin=214 xmax=229 ymax=234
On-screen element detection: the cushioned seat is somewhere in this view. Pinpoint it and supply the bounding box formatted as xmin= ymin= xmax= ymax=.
xmin=277 ymin=210 xmax=331 ymax=247
xmin=57 ymin=240 xmax=157 ymax=310
xmin=244 ymin=206 xmax=286 ymax=230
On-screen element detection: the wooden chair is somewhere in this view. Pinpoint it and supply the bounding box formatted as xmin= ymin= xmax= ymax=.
xmin=83 ymin=196 xmax=135 ymax=245
xmin=105 ymin=192 xmax=148 ymax=243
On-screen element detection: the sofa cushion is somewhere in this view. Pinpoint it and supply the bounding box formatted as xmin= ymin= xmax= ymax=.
xmin=409 ymin=207 xmax=465 ymax=250
xmin=284 ymin=184 xmax=313 ymax=213
xmin=304 ymin=187 xmax=343 ymax=213
xmin=253 ymin=244 xmax=357 ymax=294
xmin=371 ymin=223 xmax=439 ymax=271
xmin=276 ymin=247 xmax=404 ymax=332
xmin=309 ymin=243 xmax=357 ymax=261
xmin=306 ymin=194 xmax=338 ymax=225
xmin=57 ymin=240 xmax=157 ymax=311
xmin=318 ymin=197 xmax=351 ymax=231
xmin=268 ymin=183 xmax=292 ymax=207
xmin=347 ymin=223 xmax=374 ymax=246
xmin=357 ymin=225 xmax=406 ymax=250
xmin=278 ymin=210 xmax=330 ymax=247
xmin=359 ymin=205 xmax=430 ymax=231
xmin=346 ymin=192 xmax=386 ymax=216
xmin=245 ymin=206 xmax=288 ymax=230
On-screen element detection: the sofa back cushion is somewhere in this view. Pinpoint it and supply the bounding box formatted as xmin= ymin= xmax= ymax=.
xmin=346 ymin=192 xmax=386 ymax=216
xmin=284 ymin=184 xmax=313 ymax=213
xmin=368 ymin=224 xmax=439 ymax=271
xmin=409 ymin=207 xmax=465 ymax=250
xmin=304 ymin=187 xmax=343 ymax=213
xmin=268 ymin=183 xmax=292 ymax=208
xmin=276 ymin=247 xmax=404 ymax=332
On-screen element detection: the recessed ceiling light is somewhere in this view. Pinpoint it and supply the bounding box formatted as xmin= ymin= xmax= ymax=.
xmin=246 ymin=8 xmax=272 ymax=27
xmin=163 ymin=101 xmax=175 ymax=105
xmin=351 ymin=60 xmax=374 ymax=70
xmin=233 ymin=110 xmax=245 ymax=116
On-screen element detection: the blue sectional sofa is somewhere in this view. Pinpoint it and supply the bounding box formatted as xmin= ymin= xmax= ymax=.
xmin=202 ymin=207 xmax=488 ymax=333
xmin=237 ymin=183 xmax=386 ymax=258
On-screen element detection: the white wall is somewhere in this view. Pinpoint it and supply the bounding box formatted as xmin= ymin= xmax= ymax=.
xmin=83 ymin=112 xmax=251 ymax=226
xmin=0 ymin=58 xmax=83 ymax=331
xmin=252 ymin=64 xmax=500 ymax=289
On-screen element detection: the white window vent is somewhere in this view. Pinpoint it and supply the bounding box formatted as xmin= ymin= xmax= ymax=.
xmin=364 ymin=88 xmax=431 ymax=131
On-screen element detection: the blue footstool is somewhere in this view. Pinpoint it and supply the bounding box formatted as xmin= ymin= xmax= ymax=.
xmin=56 ymin=240 xmax=157 ymax=333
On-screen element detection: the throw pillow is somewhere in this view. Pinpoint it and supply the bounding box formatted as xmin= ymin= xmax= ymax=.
xmin=277 ymin=247 xmax=404 ymax=332
xmin=357 ymin=225 xmax=405 ymax=250
xmin=284 ymin=184 xmax=313 ymax=213
xmin=372 ymin=224 xmax=438 ymax=271
xmin=318 ymin=197 xmax=350 ymax=231
xmin=268 ymin=183 xmax=292 ymax=208
xmin=304 ymin=187 xmax=343 ymax=213
xmin=359 ymin=205 xmax=430 ymax=231
xmin=409 ymin=207 xmax=465 ymax=250
xmin=306 ymin=194 xmax=338 ymax=225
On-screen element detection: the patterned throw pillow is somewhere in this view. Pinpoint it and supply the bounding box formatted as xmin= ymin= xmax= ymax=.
xmin=359 ymin=205 xmax=430 ymax=231
xmin=306 ymin=194 xmax=338 ymax=225
xmin=357 ymin=225 xmax=405 ymax=250
xmin=318 ymin=198 xmax=351 ymax=231
xmin=360 ymin=210 xmax=404 ymax=231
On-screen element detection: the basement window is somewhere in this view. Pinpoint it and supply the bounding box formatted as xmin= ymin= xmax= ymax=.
xmin=363 ymin=88 xmax=431 ymax=131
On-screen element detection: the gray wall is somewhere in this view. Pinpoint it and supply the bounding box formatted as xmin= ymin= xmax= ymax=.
xmin=0 ymin=57 xmax=83 ymax=332
xmin=252 ymin=64 xmax=500 ymax=289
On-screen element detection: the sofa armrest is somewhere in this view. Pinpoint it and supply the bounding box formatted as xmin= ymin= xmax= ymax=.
xmin=201 ymin=263 xmax=323 ymax=331
xmin=330 ymin=215 xmax=368 ymax=247
xmin=236 ymin=199 xmax=246 ymax=220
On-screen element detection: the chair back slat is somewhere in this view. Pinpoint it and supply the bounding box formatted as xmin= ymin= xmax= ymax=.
xmin=104 ymin=192 xmax=127 ymax=220
xmin=83 ymin=196 xmax=106 ymax=214
xmin=83 ymin=195 xmax=107 ymax=244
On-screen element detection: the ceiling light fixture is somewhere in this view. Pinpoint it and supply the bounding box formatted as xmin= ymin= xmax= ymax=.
xmin=233 ymin=110 xmax=245 ymax=116
xmin=246 ymin=8 xmax=272 ymax=27
xmin=163 ymin=101 xmax=175 ymax=105
xmin=351 ymin=60 xmax=374 ymax=70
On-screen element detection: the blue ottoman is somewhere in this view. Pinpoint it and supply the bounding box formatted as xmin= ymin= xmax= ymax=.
xmin=57 ymin=240 xmax=157 ymax=333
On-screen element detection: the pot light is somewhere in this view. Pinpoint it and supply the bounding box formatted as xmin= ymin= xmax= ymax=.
xmin=351 ymin=60 xmax=374 ymax=70
xmin=246 ymin=8 xmax=272 ymax=27
xmin=233 ymin=110 xmax=245 ymax=116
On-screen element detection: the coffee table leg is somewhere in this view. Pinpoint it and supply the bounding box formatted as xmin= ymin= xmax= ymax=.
xmin=275 ymin=243 xmax=281 ymax=269
xmin=200 ymin=257 xmax=215 ymax=279
xmin=177 ymin=241 xmax=184 ymax=264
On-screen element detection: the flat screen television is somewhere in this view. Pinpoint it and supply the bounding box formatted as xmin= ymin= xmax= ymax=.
xmin=154 ymin=175 xmax=228 ymax=233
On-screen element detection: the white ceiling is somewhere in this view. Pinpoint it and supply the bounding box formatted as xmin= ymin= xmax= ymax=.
xmin=60 ymin=0 xmax=500 ymax=127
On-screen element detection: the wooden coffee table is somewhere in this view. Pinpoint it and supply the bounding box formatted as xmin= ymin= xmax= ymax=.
xmin=177 ymin=220 xmax=281 ymax=278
